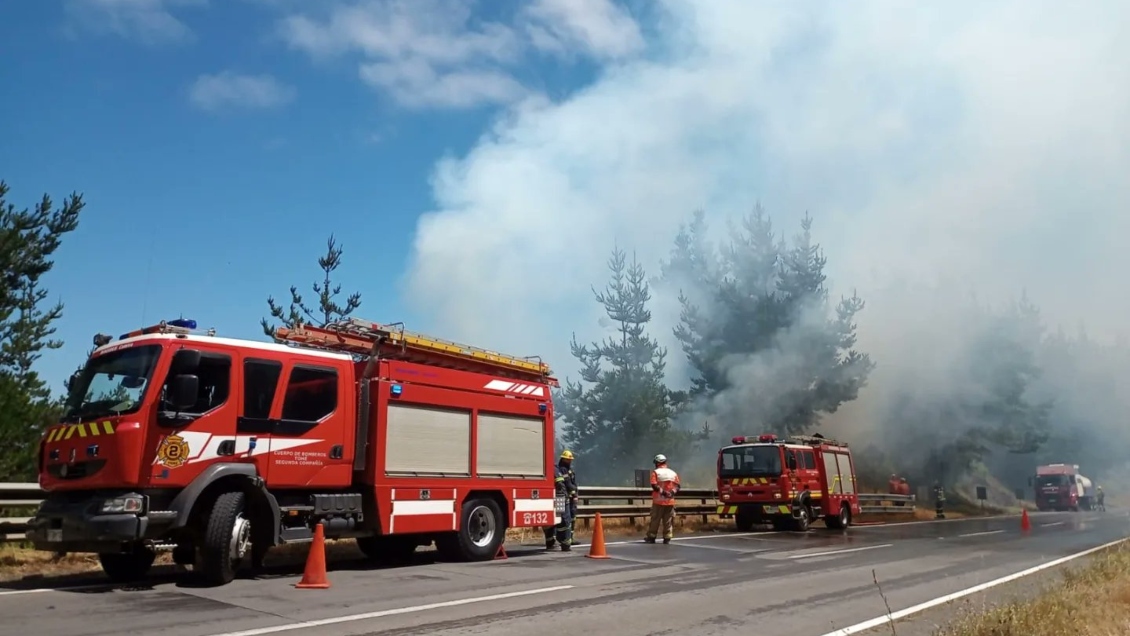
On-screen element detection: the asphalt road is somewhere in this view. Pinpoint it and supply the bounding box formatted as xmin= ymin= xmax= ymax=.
xmin=2 ymin=509 xmax=1127 ymax=636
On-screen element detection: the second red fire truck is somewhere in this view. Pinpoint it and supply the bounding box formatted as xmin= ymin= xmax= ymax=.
xmin=28 ymin=317 xmax=562 ymax=585
xmin=715 ymin=433 xmax=861 ymax=532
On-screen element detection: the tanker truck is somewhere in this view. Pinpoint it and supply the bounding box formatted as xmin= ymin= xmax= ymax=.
xmin=1031 ymin=464 xmax=1096 ymax=511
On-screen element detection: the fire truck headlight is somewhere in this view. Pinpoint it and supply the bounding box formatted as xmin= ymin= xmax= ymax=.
xmin=101 ymin=494 xmax=144 ymax=514
xmin=721 ymin=494 xmax=730 ymax=501
xmin=774 ymin=492 xmax=782 ymax=499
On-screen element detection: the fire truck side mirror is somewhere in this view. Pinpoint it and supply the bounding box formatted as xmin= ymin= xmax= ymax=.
xmin=786 ymin=455 xmax=797 ymax=471
xmin=170 ymin=348 xmax=202 ymax=374
xmin=167 ymin=374 xmax=199 ymax=411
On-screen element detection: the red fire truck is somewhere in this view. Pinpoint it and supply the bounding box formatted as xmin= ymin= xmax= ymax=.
xmin=27 ymin=317 xmax=562 ymax=585
xmin=715 ymin=433 xmax=861 ymax=532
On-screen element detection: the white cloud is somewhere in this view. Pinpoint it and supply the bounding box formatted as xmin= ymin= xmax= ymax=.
xmin=64 ymin=0 xmax=205 ymax=45
xmin=188 ymin=71 xmax=296 ymax=112
xmin=397 ymin=0 xmax=1130 ymax=390
xmin=519 ymin=0 xmax=645 ymax=60
xmin=276 ymin=0 xmax=646 ymax=109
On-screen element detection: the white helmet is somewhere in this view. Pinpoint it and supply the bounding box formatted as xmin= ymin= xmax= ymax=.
xmin=653 ymin=454 xmax=667 ymax=465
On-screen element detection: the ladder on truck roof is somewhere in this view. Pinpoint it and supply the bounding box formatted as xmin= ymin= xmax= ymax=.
xmin=275 ymin=318 xmax=557 ymax=384
xmin=786 ymin=434 xmax=849 ymax=449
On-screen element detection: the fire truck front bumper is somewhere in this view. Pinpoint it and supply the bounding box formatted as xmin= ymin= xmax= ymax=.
xmin=717 ymin=503 xmax=793 ymax=519
xmin=26 ymin=491 xmax=172 ymax=553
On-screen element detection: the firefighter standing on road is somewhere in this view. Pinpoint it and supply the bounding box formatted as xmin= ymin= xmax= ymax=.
xmin=545 ymin=450 xmax=577 ymax=551
xmin=645 ymin=454 xmax=681 ymax=544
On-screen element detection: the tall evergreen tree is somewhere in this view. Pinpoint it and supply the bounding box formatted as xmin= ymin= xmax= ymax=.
xmin=555 ymin=247 xmax=692 ymax=483
xmin=0 ymin=180 xmax=84 ymax=480
xmin=260 ymin=233 xmax=362 ymax=340
xmin=661 ymin=205 xmax=874 ymax=437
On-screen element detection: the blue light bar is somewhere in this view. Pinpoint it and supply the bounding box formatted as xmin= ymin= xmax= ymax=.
xmin=390 ymin=384 xmax=403 ymax=397
xmin=168 ymin=318 xmax=197 ymax=330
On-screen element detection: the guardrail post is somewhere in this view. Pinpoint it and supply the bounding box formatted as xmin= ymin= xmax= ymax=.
xmin=701 ymin=498 xmax=708 ymax=524
xmin=582 ymin=498 xmax=591 ymax=528
xmin=627 ymin=498 xmax=635 ymax=526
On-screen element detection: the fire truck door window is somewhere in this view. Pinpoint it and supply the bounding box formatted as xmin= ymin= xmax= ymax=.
xmin=239 ymin=359 xmax=282 ymax=433
xmin=821 ymin=452 xmax=843 ymax=494
xmin=280 ymin=365 xmax=338 ymax=429
xmin=801 ymin=450 xmax=816 ymax=470
xmin=835 ymin=453 xmax=856 ymax=494
xmin=164 ymin=353 xmax=231 ymax=415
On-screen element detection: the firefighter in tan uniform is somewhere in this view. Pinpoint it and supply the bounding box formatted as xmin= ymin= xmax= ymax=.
xmin=645 ymin=453 xmax=680 ymax=544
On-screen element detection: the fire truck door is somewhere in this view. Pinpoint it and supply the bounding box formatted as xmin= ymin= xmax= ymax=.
xmin=265 ymin=362 xmax=351 ymax=489
xmin=237 ymin=357 xmax=285 ymax=482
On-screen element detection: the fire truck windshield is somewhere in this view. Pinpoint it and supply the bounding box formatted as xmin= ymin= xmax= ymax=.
xmin=720 ymin=445 xmax=782 ymax=478
xmin=61 ymin=344 xmax=163 ymax=423
xmin=1036 ymin=475 xmax=1071 ymax=488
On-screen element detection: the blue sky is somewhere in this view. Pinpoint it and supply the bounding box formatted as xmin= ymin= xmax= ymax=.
xmin=3 ymin=0 xmax=1128 ymax=421
xmin=1 ymin=0 xmax=609 ymax=396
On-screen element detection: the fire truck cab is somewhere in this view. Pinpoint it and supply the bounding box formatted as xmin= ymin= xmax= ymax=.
xmin=27 ymin=317 xmax=562 ymax=586
xmin=715 ymin=433 xmax=861 ymax=532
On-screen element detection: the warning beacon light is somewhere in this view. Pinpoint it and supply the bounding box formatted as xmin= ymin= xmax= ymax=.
xmin=167 ymin=318 xmax=197 ymax=330
xmin=757 ymin=434 xmax=777 ymax=443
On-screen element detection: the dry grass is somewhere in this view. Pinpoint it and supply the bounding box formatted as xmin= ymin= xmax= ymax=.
xmin=935 ymin=542 xmax=1130 ymax=636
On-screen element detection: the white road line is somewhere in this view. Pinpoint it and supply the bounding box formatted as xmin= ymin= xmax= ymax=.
xmin=958 ymin=530 xmax=1004 ymax=538
xmin=1041 ymin=521 xmax=1065 ymax=528
xmin=817 ymin=536 xmax=1130 ymax=636
xmin=0 ymin=588 xmax=53 ymax=597
xmin=204 ymin=585 xmax=575 ymax=636
xmin=787 ymin=544 xmax=893 ymax=559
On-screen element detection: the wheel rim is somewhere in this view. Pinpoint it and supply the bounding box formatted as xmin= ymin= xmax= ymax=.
xmin=467 ymin=505 xmax=497 ymax=548
xmin=230 ymin=514 xmax=251 ymax=561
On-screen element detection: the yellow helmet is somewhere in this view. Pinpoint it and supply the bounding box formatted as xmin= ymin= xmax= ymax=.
xmin=560 ymin=450 xmax=574 ymax=460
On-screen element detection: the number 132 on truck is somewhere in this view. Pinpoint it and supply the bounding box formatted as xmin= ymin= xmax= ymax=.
xmin=28 ymin=317 xmax=562 ymax=586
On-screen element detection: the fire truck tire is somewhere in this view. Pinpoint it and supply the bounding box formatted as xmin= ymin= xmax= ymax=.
xmin=198 ymin=490 xmax=251 ymax=586
xmin=793 ymin=508 xmax=810 ymax=532
xmin=825 ymin=503 xmax=850 ymax=530
xmin=98 ymin=547 xmax=156 ymax=583
xmin=442 ymin=497 xmax=504 ymax=561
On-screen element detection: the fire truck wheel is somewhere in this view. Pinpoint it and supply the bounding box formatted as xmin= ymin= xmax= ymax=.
xmin=199 ymin=490 xmax=251 ymax=586
xmin=98 ymin=547 xmax=156 ymax=583
xmin=452 ymin=498 xmax=504 ymax=561
xmin=793 ymin=507 xmax=810 ymax=532
xmin=825 ymin=503 xmax=850 ymax=530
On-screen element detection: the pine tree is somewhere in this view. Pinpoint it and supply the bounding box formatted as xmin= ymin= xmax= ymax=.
xmin=260 ymin=233 xmax=362 ymax=340
xmin=662 ymin=204 xmax=874 ymax=437
xmin=555 ymin=247 xmax=691 ymax=483
xmin=0 ymin=180 xmax=84 ymax=480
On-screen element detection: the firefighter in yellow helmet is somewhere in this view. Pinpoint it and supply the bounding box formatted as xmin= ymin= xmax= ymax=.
xmin=544 ymin=450 xmax=578 ymax=551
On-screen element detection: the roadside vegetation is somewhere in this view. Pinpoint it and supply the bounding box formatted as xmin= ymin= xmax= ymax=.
xmin=937 ymin=541 xmax=1130 ymax=636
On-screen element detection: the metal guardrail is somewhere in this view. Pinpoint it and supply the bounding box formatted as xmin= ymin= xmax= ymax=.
xmin=0 ymin=484 xmax=915 ymax=542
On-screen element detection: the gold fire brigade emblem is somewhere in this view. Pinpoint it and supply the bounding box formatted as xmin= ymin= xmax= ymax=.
xmin=156 ymin=434 xmax=190 ymax=468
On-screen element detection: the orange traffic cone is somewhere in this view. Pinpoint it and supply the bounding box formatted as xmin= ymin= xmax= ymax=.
xmin=295 ymin=523 xmax=331 ymax=589
xmin=585 ymin=512 xmax=611 ymax=560
xmin=1021 ymin=509 xmax=1031 ymax=533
